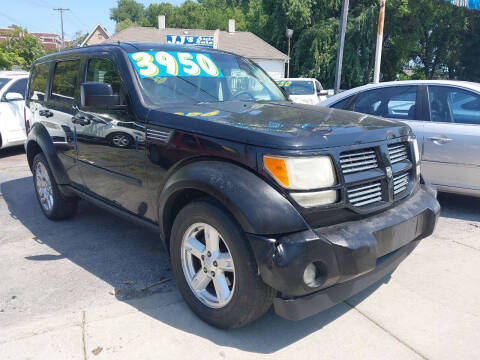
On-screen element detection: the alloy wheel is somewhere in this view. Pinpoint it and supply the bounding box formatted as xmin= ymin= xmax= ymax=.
xmin=35 ymin=161 xmax=54 ymax=211
xmin=181 ymin=223 xmax=235 ymax=308
xmin=112 ymin=134 xmax=130 ymax=147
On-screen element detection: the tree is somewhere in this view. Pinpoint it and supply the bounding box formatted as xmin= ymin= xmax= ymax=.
xmin=110 ymin=0 xmax=145 ymax=24
xmin=0 ymin=26 xmax=44 ymax=70
xmin=108 ymin=0 xmax=480 ymax=87
xmin=68 ymin=31 xmax=88 ymax=48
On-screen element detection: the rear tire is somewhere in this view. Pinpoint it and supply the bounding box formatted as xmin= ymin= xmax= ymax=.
xmin=32 ymin=153 xmax=78 ymax=220
xmin=170 ymin=200 xmax=275 ymax=329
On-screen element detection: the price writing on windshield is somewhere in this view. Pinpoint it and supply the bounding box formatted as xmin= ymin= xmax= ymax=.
xmin=129 ymin=51 xmax=223 ymax=78
xmin=277 ymin=80 xmax=292 ymax=87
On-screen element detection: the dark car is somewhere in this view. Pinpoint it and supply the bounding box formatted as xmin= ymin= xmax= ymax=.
xmin=24 ymin=43 xmax=440 ymax=328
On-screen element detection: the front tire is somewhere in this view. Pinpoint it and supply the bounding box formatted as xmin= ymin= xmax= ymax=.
xmin=170 ymin=200 xmax=275 ymax=329
xmin=108 ymin=133 xmax=132 ymax=148
xmin=33 ymin=153 xmax=78 ymax=220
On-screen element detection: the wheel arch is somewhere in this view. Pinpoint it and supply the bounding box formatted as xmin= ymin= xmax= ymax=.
xmin=158 ymin=160 xmax=308 ymax=250
xmin=26 ymin=123 xmax=70 ymax=185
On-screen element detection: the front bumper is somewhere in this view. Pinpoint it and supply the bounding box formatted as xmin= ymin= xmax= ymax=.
xmin=247 ymin=184 xmax=440 ymax=321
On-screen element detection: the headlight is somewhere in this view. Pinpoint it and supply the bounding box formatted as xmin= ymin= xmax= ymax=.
xmin=412 ymin=138 xmax=421 ymax=176
xmin=412 ymin=138 xmax=420 ymax=164
xmin=263 ymin=155 xmax=337 ymax=190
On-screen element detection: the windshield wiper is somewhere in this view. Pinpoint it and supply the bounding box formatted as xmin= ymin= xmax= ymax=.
xmin=176 ymin=77 xmax=218 ymax=101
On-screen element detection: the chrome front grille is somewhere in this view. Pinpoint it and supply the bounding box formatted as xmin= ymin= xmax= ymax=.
xmin=388 ymin=143 xmax=408 ymax=164
xmin=339 ymin=148 xmax=378 ymax=174
xmin=393 ymin=172 xmax=409 ymax=195
xmin=347 ymin=180 xmax=383 ymax=207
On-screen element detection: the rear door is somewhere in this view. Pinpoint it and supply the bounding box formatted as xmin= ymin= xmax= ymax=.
xmin=422 ymin=85 xmax=480 ymax=191
xmin=46 ymin=58 xmax=84 ymax=186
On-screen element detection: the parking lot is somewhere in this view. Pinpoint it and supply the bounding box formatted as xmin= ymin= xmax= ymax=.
xmin=0 ymin=146 xmax=479 ymax=360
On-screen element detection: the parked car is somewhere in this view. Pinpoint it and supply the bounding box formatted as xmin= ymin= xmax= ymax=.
xmin=277 ymin=78 xmax=329 ymax=105
xmin=321 ymin=80 xmax=480 ymax=197
xmin=25 ymin=44 xmax=439 ymax=328
xmin=0 ymin=71 xmax=29 ymax=150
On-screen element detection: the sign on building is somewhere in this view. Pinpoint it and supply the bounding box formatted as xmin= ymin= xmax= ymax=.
xmin=447 ymin=0 xmax=480 ymax=10
xmin=166 ymin=35 xmax=217 ymax=48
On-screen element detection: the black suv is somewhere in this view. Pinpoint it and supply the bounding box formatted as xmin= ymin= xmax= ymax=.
xmin=25 ymin=43 xmax=440 ymax=328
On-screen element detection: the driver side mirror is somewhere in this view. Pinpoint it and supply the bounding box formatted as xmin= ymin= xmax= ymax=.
xmin=319 ymin=90 xmax=329 ymax=96
xmin=5 ymin=92 xmax=24 ymax=101
xmin=80 ymin=83 xmax=124 ymax=109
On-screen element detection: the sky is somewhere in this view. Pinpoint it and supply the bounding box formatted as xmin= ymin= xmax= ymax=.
xmin=0 ymin=0 xmax=184 ymax=40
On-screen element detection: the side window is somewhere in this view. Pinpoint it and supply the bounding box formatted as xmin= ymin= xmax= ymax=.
xmin=331 ymin=96 xmax=353 ymax=110
xmin=51 ymin=60 xmax=81 ymax=104
xmin=315 ymin=80 xmax=323 ymax=95
xmin=352 ymin=86 xmax=417 ymax=120
xmin=86 ymin=58 xmax=122 ymax=96
xmin=386 ymin=88 xmax=417 ymax=120
xmin=5 ymin=78 xmax=28 ymax=98
xmin=29 ymin=63 xmax=50 ymax=102
xmin=428 ymin=86 xmax=480 ymax=125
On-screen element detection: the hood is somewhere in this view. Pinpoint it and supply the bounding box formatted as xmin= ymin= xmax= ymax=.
xmin=146 ymin=101 xmax=411 ymax=150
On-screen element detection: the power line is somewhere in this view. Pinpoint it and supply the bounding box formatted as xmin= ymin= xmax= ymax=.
xmin=0 ymin=11 xmax=26 ymax=29
xmin=53 ymin=8 xmax=69 ymax=49
xmin=68 ymin=10 xmax=89 ymax=31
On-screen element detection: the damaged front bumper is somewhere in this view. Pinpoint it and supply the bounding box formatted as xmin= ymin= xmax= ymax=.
xmin=247 ymin=184 xmax=440 ymax=321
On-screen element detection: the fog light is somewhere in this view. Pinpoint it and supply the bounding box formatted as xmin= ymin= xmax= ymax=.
xmin=303 ymin=263 xmax=317 ymax=286
xmin=291 ymin=190 xmax=338 ymax=208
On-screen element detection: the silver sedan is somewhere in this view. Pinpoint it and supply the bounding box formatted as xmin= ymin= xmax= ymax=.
xmin=320 ymin=80 xmax=480 ymax=197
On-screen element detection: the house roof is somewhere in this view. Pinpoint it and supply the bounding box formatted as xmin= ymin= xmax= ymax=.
xmin=81 ymin=24 xmax=109 ymax=47
xmin=105 ymin=27 xmax=288 ymax=61
xmin=32 ymin=33 xmax=60 ymax=38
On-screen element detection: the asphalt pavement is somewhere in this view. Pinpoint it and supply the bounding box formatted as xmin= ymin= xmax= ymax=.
xmin=1 ymin=146 xmax=479 ymax=359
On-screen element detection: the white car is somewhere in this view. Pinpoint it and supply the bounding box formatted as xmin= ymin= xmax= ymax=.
xmin=0 ymin=71 xmax=29 ymax=150
xmin=320 ymin=80 xmax=480 ymax=197
xmin=277 ymin=78 xmax=329 ymax=105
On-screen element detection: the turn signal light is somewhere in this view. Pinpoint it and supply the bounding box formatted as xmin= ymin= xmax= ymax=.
xmin=264 ymin=156 xmax=290 ymax=187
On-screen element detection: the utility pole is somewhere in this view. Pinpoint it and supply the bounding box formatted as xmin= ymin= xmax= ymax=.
xmin=334 ymin=0 xmax=349 ymax=94
xmin=286 ymin=28 xmax=294 ymax=78
xmin=53 ymin=8 xmax=70 ymax=50
xmin=373 ymin=0 xmax=386 ymax=83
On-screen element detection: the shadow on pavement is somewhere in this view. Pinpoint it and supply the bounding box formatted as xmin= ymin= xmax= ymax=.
xmin=2 ymin=175 xmax=387 ymax=353
xmin=0 ymin=146 xmax=25 ymax=159
xmin=438 ymin=192 xmax=480 ymax=222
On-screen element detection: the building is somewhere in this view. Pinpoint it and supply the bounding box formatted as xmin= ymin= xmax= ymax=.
xmin=31 ymin=33 xmax=62 ymax=51
xmin=0 ymin=27 xmax=62 ymax=51
xmin=104 ymin=17 xmax=289 ymax=80
xmin=81 ymin=24 xmax=109 ymax=47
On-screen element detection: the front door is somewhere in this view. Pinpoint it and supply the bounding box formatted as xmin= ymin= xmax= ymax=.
xmin=1 ymin=78 xmax=28 ymax=143
xmin=422 ymin=85 xmax=480 ymax=192
xmin=75 ymin=56 xmax=147 ymax=216
xmin=347 ymin=85 xmax=426 ymax=143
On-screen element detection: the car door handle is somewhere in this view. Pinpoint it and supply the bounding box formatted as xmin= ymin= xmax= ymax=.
xmin=71 ymin=116 xmax=91 ymax=126
xmin=428 ymin=136 xmax=452 ymax=144
xmin=39 ymin=110 xmax=53 ymax=118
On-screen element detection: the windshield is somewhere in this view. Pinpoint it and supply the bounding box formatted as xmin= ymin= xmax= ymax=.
xmin=0 ymin=78 xmax=10 ymax=91
xmin=129 ymin=50 xmax=286 ymax=105
xmin=277 ymin=80 xmax=315 ymax=95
